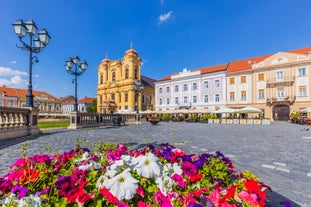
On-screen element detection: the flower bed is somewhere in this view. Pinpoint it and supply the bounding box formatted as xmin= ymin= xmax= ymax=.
xmin=0 ymin=142 xmax=271 ymax=207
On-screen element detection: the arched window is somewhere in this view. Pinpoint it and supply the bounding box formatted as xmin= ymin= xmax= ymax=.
xmin=100 ymin=75 xmax=103 ymax=84
xmin=112 ymin=72 xmax=116 ymax=82
xmin=125 ymin=68 xmax=129 ymax=79
xmin=111 ymin=93 xmax=115 ymax=100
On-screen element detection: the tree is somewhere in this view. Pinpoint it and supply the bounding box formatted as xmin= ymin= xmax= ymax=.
xmin=86 ymin=99 xmax=97 ymax=113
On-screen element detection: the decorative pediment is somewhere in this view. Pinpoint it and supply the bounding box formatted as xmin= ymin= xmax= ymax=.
xmin=252 ymin=52 xmax=307 ymax=68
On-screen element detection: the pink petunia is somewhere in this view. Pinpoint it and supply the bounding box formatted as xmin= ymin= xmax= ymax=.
xmin=172 ymin=173 xmax=186 ymax=189
xmin=238 ymin=190 xmax=259 ymax=206
xmin=181 ymin=161 xmax=197 ymax=177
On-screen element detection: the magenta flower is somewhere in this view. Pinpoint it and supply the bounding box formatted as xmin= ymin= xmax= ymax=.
xmin=172 ymin=173 xmax=186 ymax=189
xmin=181 ymin=161 xmax=197 ymax=177
xmin=12 ymin=185 xmax=28 ymax=198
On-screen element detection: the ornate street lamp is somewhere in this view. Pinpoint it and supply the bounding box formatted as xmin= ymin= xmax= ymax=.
xmin=132 ymin=79 xmax=144 ymax=114
xmin=13 ymin=19 xmax=51 ymax=107
xmin=65 ymin=55 xmax=88 ymax=112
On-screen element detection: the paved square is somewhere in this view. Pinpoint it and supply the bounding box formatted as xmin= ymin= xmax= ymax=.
xmin=0 ymin=121 xmax=310 ymax=206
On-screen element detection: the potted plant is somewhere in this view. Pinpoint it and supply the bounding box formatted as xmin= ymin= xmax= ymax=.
xmin=200 ymin=114 xmax=209 ymax=123
xmin=188 ymin=114 xmax=198 ymax=122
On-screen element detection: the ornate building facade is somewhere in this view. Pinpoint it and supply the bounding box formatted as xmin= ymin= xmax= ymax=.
xmin=97 ymin=46 xmax=155 ymax=114
xmin=226 ymin=46 xmax=311 ymax=120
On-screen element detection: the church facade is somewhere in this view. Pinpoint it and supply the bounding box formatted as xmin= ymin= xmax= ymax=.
xmin=97 ymin=46 xmax=155 ymax=114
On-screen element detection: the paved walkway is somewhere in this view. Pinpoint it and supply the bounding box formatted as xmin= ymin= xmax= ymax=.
xmin=0 ymin=121 xmax=310 ymax=206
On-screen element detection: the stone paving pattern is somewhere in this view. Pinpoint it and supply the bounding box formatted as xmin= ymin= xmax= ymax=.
xmin=0 ymin=121 xmax=310 ymax=207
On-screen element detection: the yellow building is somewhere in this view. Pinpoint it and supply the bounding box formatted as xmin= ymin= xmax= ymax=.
xmin=97 ymin=46 xmax=155 ymax=114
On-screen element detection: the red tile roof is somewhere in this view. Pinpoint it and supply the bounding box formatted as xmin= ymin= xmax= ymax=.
xmin=0 ymin=86 xmax=19 ymax=97
xmin=226 ymin=54 xmax=272 ymax=74
xmin=157 ymin=63 xmax=228 ymax=82
xmin=193 ymin=63 xmax=228 ymax=74
xmin=0 ymin=86 xmax=59 ymax=100
xmin=287 ymin=46 xmax=311 ymax=54
xmin=78 ymin=96 xmax=96 ymax=104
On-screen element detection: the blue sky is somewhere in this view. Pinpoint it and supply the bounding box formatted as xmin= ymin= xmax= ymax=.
xmin=1 ymin=0 xmax=311 ymax=99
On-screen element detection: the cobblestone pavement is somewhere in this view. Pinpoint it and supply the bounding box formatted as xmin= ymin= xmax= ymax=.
xmin=0 ymin=121 xmax=310 ymax=206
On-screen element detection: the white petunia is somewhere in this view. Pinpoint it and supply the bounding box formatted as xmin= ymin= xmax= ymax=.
xmin=133 ymin=152 xmax=162 ymax=178
xmin=163 ymin=163 xmax=182 ymax=176
xmin=121 ymin=155 xmax=138 ymax=167
xmin=79 ymin=160 xmax=102 ymax=171
xmin=103 ymin=169 xmax=139 ymax=200
xmin=155 ymin=175 xmax=174 ymax=195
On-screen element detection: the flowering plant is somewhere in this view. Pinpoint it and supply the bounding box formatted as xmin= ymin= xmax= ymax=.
xmin=0 ymin=141 xmax=271 ymax=207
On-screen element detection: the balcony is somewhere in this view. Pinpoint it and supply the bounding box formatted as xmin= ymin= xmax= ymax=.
xmin=266 ymin=96 xmax=296 ymax=104
xmin=266 ymin=76 xmax=295 ymax=85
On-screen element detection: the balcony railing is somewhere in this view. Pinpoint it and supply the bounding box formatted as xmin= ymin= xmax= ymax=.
xmin=266 ymin=96 xmax=296 ymax=104
xmin=266 ymin=76 xmax=295 ymax=85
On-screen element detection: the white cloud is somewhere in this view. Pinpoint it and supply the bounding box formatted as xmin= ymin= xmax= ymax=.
xmin=10 ymin=60 xmax=17 ymax=64
xmin=0 ymin=67 xmax=28 ymax=77
xmin=0 ymin=66 xmax=28 ymax=88
xmin=158 ymin=10 xmax=173 ymax=24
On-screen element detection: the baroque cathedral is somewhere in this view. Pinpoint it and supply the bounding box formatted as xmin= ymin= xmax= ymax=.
xmin=97 ymin=45 xmax=155 ymax=114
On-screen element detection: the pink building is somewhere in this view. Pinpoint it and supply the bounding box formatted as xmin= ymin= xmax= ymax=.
xmin=155 ymin=64 xmax=228 ymax=112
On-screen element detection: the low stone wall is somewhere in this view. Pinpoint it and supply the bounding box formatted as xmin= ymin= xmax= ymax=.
xmin=0 ymin=106 xmax=40 ymax=140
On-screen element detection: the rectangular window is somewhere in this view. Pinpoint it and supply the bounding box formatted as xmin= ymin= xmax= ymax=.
xmin=258 ymin=73 xmax=264 ymax=81
xmin=159 ymin=88 xmax=162 ymax=93
xmin=125 ymin=94 xmax=128 ymax=102
xmin=229 ymin=92 xmax=235 ymax=101
xmin=175 ymin=97 xmax=179 ymax=104
xmin=276 ymin=71 xmax=283 ymax=80
xmin=204 ymin=95 xmax=208 ymax=103
xmin=276 ymin=87 xmax=285 ymax=99
xmin=166 ymin=98 xmax=170 ymax=105
xmin=241 ymin=91 xmax=246 ymax=100
xmin=229 ymin=77 xmax=235 ymax=84
xmin=142 ymin=94 xmax=146 ymax=104
xmin=193 ymin=95 xmax=197 ymax=103
xmin=159 ymin=99 xmax=162 ymax=105
xmin=0 ymin=101 xmax=3 ymax=106
xmin=298 ymin=68 xmax=306 ymax=76
xmin=258 ymin=89 xmax=265 ymax=99
xmin=204 ymin=81 xmax=208 ymax=88
xmin=299 ymin=85 xmax=307 ymax=96
xmin=175 ymin=85 xmax=179 ymax=92
xmin=183 ymin=96 xmax=188 ymax=104
xmin=192 ymin=83 xmax=197 ymax=90
xmin=215 ymin=94 xmax=220 ymax=102
xmin=183 ymin=84 xmax=188 ymax=91
xmin=240 ymin=76 xmax=246 ymax=83
xmin=166 ymin=86 xmax=170 ymax=92
xmin=9 ymin=100 xmax=14 ymax=107
xmin=215 ymin=79 xmax=220 ymax=87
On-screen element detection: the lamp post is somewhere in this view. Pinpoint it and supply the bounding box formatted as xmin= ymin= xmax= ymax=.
xmin=132 ymin=79 xmax=144 ymax=114
xmin=65 ymin=55 xmax=88 ymax=112
xmin=13 ymin=19 xmax=50 ymax=107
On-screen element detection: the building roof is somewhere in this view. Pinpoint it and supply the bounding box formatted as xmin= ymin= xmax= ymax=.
xmin=0 ymin=86 xmax=59 ymax=100
xmin=157 ymin=63 xmax=228 ymax=82
xmin=193 ymin=63 xmax=228 ymax=74
xmin=78 ymin=96 xmax=96 ymax=104
xmin=141 ymin=75 xmax=156 ymax=88
xmin=0 ymin=86 xmax=19 ymax=97
xmin=287 ymin=46 xmax=311 ymax=55
xmin=226 ymin=54 xmax=272 ymax=74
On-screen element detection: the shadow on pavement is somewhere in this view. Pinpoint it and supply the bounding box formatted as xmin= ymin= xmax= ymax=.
xmin=265 ymin=190 xmax=302 ymax=207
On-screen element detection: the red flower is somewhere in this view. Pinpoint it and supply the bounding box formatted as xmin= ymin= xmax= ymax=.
xmin=220 ymin=185 xmax=236 ymax=203
xmin=100 ymin=187 xmax=119 ymax=204
xmin=189 ymin=172 xmax=202 ymax=183
xmin=136 ymin=186 xmax=145 ymax=198
xmin=244 ymin=179 xmax=266 ymax=207
xmin=20 ymin=167 xmax=40 ymax=185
